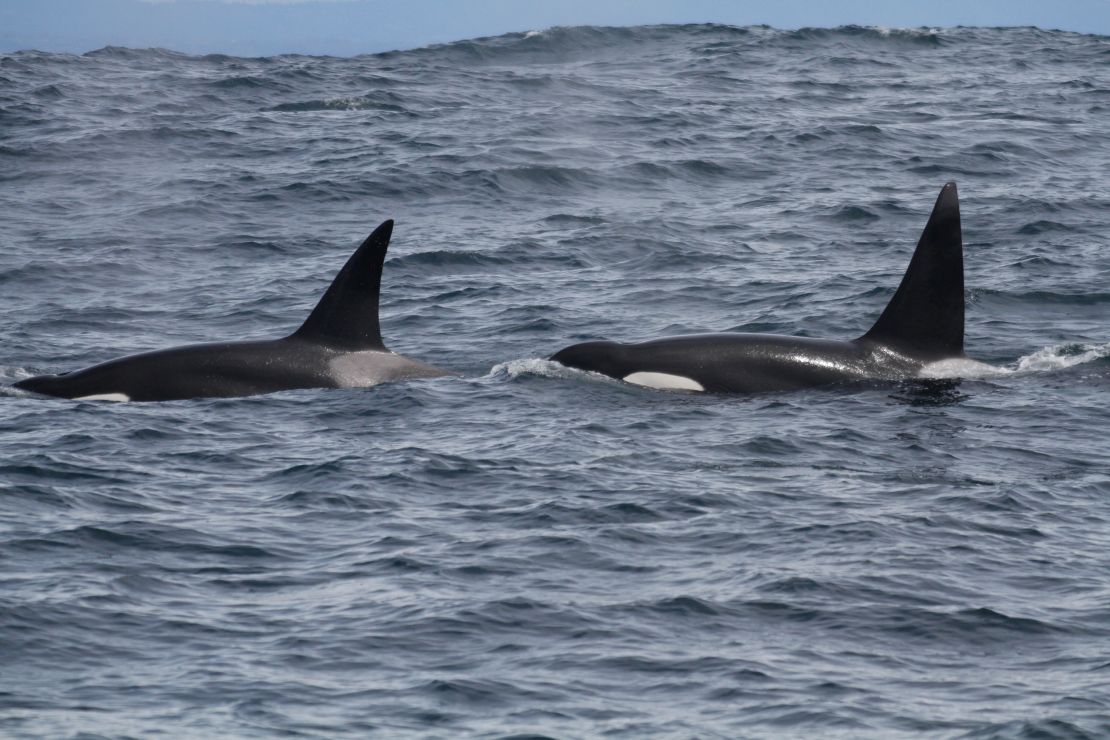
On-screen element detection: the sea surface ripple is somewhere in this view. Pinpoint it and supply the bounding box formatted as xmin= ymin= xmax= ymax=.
xmin=2 ymin=24 xmax=1110 ymax=738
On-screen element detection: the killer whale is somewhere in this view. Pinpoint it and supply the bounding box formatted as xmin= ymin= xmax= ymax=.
xmin=551 ymin=182 xmax=966 ymax=394
xmin=15 ymin=220 xmax=450 ymax=402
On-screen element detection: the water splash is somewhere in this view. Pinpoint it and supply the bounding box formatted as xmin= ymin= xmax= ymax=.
xmin=486 ymin=357 xmax=593 ymax=381
xmin=1014 ymin=342 xmax=1110 ymax=372
xmin=920 ymin=343 xmax=1110 ymax=379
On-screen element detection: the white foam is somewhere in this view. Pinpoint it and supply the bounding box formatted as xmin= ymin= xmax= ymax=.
xmin=623 ymin=371 xmax=705 ymax=392
xmin=1014 ymin=342 xmax=1110 ymax=372
xmin=487 ymin=358 xmax=581 ymax=381
xmin=74 ymin=393 xmax=131 ymax=402
xmin=919 ymin=343 xmax=1110 ymax=380
xmin=326 ymin=96 xmax=368 ymax=111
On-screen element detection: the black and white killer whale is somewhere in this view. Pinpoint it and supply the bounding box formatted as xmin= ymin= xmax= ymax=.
xmin=551 ymin=182 xmax=968 ymax=393
xmin=15 ymin=220 xmax=450 ymax=402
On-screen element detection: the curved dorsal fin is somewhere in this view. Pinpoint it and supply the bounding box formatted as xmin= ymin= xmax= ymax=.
xmin=859 ymin=182 xmax=964 ymax=360
xmin=292 ymin=219 xmax=392 ymax=350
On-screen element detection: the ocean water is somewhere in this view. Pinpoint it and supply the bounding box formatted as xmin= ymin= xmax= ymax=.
xmin=2 ymin=24 xmax=1110 ymax=738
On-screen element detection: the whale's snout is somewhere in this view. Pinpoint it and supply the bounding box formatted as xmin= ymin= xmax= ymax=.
xmin=550 ymin=340 xmax=625 ymax=377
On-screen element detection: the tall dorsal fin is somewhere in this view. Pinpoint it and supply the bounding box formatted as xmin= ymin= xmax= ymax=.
xmin=292 ymin=219 xmax=393 ymax=350
xmin=859 ymin=182 xmax=964 ymax=360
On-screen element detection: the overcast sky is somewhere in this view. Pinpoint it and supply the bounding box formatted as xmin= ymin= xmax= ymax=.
xmin=2 ymin=0 xmax=1108 ymax=56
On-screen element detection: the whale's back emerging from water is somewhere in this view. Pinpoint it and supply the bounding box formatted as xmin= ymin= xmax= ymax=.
xmin=551 ymin=182 xmax=966 ymax=393
xmin=15 ymin=220 xmax=449 ymax=402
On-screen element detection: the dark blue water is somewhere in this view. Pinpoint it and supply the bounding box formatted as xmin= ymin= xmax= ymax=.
xmin=3 ymin=24 xmax=1110 ymax=738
